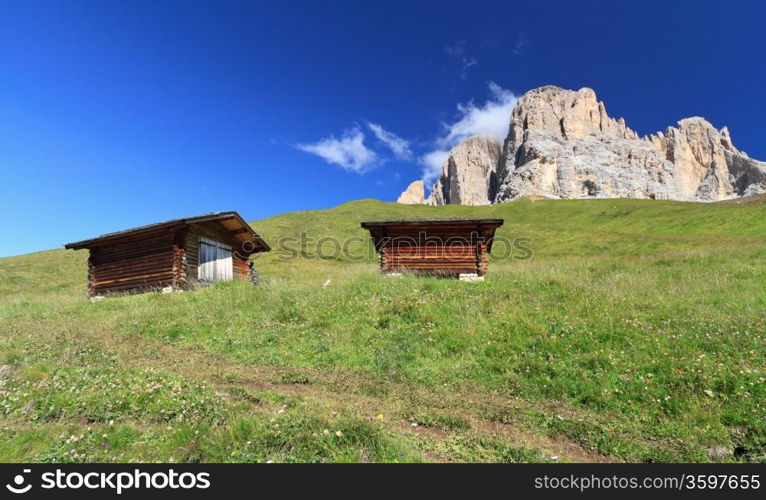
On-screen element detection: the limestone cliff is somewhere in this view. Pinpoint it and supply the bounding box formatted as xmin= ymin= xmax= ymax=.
xmin=396 ymin=180 xmax=425 ymax=204
xmin=398 ymin=86 xmax=766 ymax=204
xmin=425 ymin=136 xmax=502 ymax=206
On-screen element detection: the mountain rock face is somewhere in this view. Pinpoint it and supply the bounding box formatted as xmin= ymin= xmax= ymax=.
xmin=399 ymin=86 xmax=766 ymax=204
xmin=425 ymin=136 xmax=502 ymax=205
xmin=396 ymin=180 xmax=425 ymax=204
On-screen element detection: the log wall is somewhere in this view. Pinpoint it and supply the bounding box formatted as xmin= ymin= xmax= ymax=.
xmin=362 ymin=220 xmax=502 ymax=277
xmin=380 ymin=243 xmax=483 ymax=275
xmin=87 ymin=228 xmax=177 ymax=296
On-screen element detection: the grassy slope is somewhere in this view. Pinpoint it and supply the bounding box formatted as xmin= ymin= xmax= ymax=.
xmin=0 ymin=198 xmax=764 ymax=463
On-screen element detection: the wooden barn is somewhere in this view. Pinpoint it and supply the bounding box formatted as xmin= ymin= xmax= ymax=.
xmin=360 ymin=218 xmax=504 ymax=280
xmin=65 ymin=212 xmax=270 ymax=297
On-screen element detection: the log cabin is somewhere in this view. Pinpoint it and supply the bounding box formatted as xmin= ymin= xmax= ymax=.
xmin=360 ymin=218 xmax=504 ymax=280
xmin=65 ymin=212 xmax=270 ymax=297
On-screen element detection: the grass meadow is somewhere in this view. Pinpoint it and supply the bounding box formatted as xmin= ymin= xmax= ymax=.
xmin=0 ymin=198 xmax=764 ymax=462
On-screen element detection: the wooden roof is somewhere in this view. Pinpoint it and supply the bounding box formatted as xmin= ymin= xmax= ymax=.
xmin=361 ymin=218 xmax=504 ymax=251
xmin=361 ymin=218 xmax=504 ymax=229
xmin=65 ymin=211 xmax=270 ymax=251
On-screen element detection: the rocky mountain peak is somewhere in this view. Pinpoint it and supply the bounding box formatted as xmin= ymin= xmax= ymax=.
xmin=398 ymin=86 xmax=766 ymax=204
xmin=425 ymin=135 xmax=502 ymax=206
xmin=396 ymin=180 xmax=425 ymax=204
xmin=508 ymin=86 xmax=639 ymax=143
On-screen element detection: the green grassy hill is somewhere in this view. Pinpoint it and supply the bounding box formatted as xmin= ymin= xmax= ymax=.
xmin=1 ymin=198 xmax=764 ymax=462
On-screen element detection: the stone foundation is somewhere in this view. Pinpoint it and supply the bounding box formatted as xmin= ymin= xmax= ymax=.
xmin=459 ymin=273 xmax=484 ymax=282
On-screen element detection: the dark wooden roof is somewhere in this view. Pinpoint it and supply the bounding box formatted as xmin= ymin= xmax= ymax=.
xmin=65 ymin=211 xmax=270 ymax=251
xmin=361 ymin=218 xmax=504 ymax=252
xmin=361 ymin=218 xmax=504 ymax=228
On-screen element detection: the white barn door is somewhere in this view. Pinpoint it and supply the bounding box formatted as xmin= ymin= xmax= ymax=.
xmin=198 ymin=237 xmax=233 ymax=283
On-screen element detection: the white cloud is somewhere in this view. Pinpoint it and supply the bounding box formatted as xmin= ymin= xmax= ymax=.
xmin=294 ymin=83 xmax=518 ymax=191
xmin=444 ymin=39 xmax=478 ymax=80
xmin=420 ymin=82 xmax=518 ymax=185
xmin=444 ymin=39 xmax=466 ymax=57
xmin=421 ymin=149 xmax=450 ymax=186
xmin=459 ymin=57 xmax=477 ymax=80
xmin=296 ymin=127 xmax=378 ymax=174
xmin=367 ymin=123 xmax=413 ymax=160
xmin=513 ymin=33 xmax=530 ymax=55
xmin=438 ymin=82 xmax=518 ymax=146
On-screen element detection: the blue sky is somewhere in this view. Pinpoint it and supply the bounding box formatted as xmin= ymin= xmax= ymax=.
xmin=0 ymin=1 xmax=764 ymax=256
